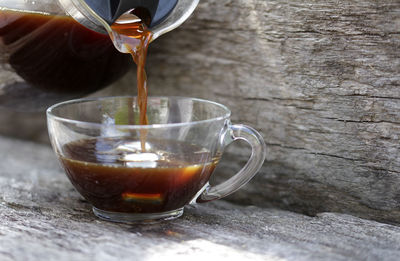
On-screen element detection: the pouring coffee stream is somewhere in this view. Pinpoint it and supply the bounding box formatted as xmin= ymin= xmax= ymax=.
xmin=0 ymin=0 xmax=199 ymax=111
xmin=110 ymin=12 xmax=153 ymax=151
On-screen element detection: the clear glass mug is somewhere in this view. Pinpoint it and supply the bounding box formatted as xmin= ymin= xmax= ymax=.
xmin=47 ymin=96 xmax=266 ymax=223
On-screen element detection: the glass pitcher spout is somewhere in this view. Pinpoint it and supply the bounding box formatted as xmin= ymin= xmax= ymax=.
xmin=105 ymin=0 xmax=200 ymax=53
xmin=59 ymin=0 xmax=200 ymax=49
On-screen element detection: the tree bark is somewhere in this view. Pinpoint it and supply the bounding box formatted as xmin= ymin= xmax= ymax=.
xmin=145 ymin=0 xmax=400 ymax=223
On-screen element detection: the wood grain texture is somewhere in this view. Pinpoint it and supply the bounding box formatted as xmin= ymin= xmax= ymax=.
xmin=144 ymin=0 xmax=400 ymax=223
xmin=2 ymin=136 xmax=400 ymax=261
xmin=0 ymin=0 xmax=398 ymax=223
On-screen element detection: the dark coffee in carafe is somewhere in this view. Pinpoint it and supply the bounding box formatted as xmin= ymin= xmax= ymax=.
xmin=0 ymin=11 xmax=130 ymax=98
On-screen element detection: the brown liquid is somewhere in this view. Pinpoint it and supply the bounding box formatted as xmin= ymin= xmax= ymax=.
xmin=0 ymin=10 xmax=130 ymax=94
xmin=111 ymin=16 xmax=153 ymax=151
xmin=60 ymin=138 xmax=218 ymax=213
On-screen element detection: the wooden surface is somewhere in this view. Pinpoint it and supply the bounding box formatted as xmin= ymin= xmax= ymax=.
xmin=144 ymin=0 xmax=400 ymax=223
xmin=0 ymin=0 xmax=399 ymax=223
xmin=2 ymin=136 xmax=400 ymax=261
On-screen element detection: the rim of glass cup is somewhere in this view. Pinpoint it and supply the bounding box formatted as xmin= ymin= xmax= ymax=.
xmin=46 ymin=96 xmax=232 ymax=129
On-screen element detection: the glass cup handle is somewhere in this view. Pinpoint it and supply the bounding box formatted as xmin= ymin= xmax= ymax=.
xmin=197 ymin=124 xmax=267 ymax=203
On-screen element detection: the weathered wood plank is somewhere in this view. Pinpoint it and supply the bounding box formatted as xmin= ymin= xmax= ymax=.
xmin=144 ymin=0 xmax=400 ymax=222
xmin=0 ymin=0 xmax=399 ymax=223
xmin=1 ymin=136 xmax=400 ymax=261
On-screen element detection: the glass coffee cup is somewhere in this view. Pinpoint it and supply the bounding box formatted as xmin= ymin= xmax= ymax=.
xmin=47 ymin=96 xmax=266 ymax=223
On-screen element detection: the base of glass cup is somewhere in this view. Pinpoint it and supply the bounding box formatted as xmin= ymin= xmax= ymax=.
xmin=92 ymin=207 xmax=184 ymax=224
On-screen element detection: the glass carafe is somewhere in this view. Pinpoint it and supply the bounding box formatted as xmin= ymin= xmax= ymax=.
xmin=0 ymin=0 xmax=199 ymax=111
xmin=0 ymin=0 xmax=131 ymax=110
